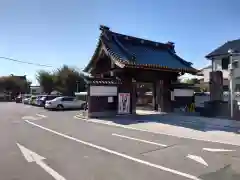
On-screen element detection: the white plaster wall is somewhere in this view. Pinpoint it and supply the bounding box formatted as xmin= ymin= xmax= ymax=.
xmin=202 ymin=68 xmax=212 ymax=82
xmin=212 ymin=59 xmax=229 ymax=78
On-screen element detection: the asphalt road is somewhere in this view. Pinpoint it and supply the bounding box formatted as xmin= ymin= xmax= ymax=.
xmin=1 ymin=102 xmax=240 ymax=180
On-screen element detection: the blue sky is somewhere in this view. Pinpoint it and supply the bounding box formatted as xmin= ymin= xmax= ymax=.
xmin=0 ymin=0 xmax=240 ymax=85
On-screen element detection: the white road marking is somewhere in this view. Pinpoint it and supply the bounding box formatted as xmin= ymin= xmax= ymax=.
xmin=203 ymin=148 xmax=236 ymax=152
xmin=74 ymin=115 xmax=240 ymax=146
xmin=25 ymin=120 xmax=201 ymax=180
xmin=17 ymin=143 xmax=66 ymax=180
xmin=36 ymin=114 xmax=47 ymax=118
xmin=112 ymin=133 xmax=167 ymax=147
xmin=21 ymin=116 xmax=39 ymax=120
xmin=187 ymin=154 xmax=208 ymax=167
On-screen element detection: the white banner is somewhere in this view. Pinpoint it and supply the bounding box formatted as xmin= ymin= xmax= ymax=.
xmin=118 ymin=93 xmax=130 ymax=114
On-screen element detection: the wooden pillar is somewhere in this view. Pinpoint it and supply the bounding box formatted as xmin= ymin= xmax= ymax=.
xmin=156 ymin=80 xmax=162 ymax=111
xmin=131 ymin=79 xmax=137 ymax=114
xmin=164 ymin=79 xmax=172 ymax=112
xmin=156 ymin=79 xmax=172 ymax=112
xmin=153 ymin=82 xmax=158 ymax=111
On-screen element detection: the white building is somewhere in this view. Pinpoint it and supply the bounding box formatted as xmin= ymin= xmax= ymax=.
xmin=204 ymin=39 xmax=240 ymax=92
xmin=30 ymin=86 xmax=43 ymax=95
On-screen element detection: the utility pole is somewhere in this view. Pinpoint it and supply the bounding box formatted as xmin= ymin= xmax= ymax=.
xmin=229 ymin=51 xmax=234 ymax=118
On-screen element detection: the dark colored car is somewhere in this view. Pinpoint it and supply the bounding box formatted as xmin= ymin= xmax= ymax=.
xmin=35 ymin=95 xmax=45 ymax=106
xmin=15 ymin=95 xmax=22 ymax=103
xmin=40 ymin=95 xmax=60 ymax=107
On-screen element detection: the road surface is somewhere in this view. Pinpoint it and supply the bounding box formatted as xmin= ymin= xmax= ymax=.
xmin=1 ymin=102 xmax=240 ymax=180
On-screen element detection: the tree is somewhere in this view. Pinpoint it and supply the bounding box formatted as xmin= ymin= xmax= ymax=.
xmin=183 ymin=78 xmax=200 ymax=84
xmin=36 ymin=70 xmax=54 ymax=94
xmin=0 ymin=76 xmax=31 ymax=97
xmin=36 ymin=65 xmax=86 ymax=95
xmin=53 ymin=65 xmax=86 ymax=96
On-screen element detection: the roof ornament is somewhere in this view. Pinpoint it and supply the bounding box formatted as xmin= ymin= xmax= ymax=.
xmin=166 ymin=41 xmax=176 ymax=53
xmin=100 ymin=25 xmax=110 ymax=41
xmin=99 ymin=25 xmax=110 ymax=31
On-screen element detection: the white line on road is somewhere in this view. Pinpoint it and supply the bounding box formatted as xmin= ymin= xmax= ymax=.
xmin=187 ymin=154 xmax=208 ymax=167
xmin=112 ymin=133 xmax=167 ymax=147
xmin=21 ymin=116 xmax=39 ymax=120
xmin=203 ymin=148 xmax=236 ymax=152
xmin=36 ymin=114 xmax=47 ymax=118
xmin=25 ymin=120 xmax=201 ymax=180
xmin=74 ymin=115 xmax=240 ymax=146
xmin=17 ymin=143 xmax=66 ymax=180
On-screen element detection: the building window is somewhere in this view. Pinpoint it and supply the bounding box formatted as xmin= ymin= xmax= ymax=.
xmin=222 ymin=57 xmax=229 ymax=70
xmin=233 ymin=61 xmax=238 ymax=69
xmin=235 ymin=84 xmax=240 ymax=92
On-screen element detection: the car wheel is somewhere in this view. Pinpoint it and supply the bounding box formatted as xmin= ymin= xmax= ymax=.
xmin=57 ymin=104 xmax=64 ymax=111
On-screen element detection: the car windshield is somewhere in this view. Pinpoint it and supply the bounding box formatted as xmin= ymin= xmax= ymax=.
xmin=52 ymin=97 xmax=62 ymax=101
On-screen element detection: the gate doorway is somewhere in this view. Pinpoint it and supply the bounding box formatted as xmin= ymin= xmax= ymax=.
xmin=136 ymin=82 xmax=154 ymax=111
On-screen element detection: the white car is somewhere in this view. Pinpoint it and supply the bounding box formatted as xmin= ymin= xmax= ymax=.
xmin=44 ymin=96 xmax=86 ymax=110
xmin=23 ymin=98 xmax=30 ymax=104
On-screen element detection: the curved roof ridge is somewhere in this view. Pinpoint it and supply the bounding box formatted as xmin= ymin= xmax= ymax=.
xmin=111 ymin=33 xmax=136 ymax=62
xmin=110 ymin=31 xmax=171 ymax=50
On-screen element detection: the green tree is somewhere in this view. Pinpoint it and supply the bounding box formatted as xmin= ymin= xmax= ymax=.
xmin=53 ymin=65 xmax=86 ymax=96
xmin=36 ymin=70 xmax=54 ymax=94
xmin=0 ymin=76 xmax=31 ymax=97
xmin=183 ymin=78 xmax=200 ymax=85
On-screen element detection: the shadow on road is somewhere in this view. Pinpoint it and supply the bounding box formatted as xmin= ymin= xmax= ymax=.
xmin=101 ymin=113 xmax=239 ymax=133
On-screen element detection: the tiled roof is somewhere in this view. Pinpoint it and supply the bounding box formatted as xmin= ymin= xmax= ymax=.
xmin=80 ymin=74 xmax=122 ymax=85
xmin=85 ymin=26 xmax=196 ymax=73
xmin=206 ymin=39 xmax=240 ymax=58
xmin=88 ymin=79 xmax=122 ymax=85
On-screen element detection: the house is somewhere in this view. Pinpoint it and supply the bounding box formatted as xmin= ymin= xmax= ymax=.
xmin=197 ymin=65 xmax=229 ymax=91
xmin=205 ymin=39 xmax=240 ymax=91
xmin=30 ymin=86 xmax=42 ymax=95
xmin=10 ymin=74 xmax=27 ymax=81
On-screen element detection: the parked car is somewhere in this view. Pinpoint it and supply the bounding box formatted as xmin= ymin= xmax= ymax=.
xmin=15 ymin=95 xmax=23 ymax=103
xmin=29 ymin=96 xmax=37 ymax=105
xmin=22 ymin=95 xmax=31 ymax=104
xmin=45 ymin=96 xmax=86 ymax=110
xmin=35 ymin=95 xmax=45 ymax=106
xmin=23 ymin=97 xmax=31 ymax=104
xmin=39 ymin=95 xmax=60 ymax=107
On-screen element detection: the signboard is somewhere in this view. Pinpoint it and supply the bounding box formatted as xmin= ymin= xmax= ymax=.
xmin=90 ymin=86 xmax=117 ymax=96
xmin=118 ymin=93 xmax=130 ymax=114
xmin=174 ymin=89 xmax=194 ymax=97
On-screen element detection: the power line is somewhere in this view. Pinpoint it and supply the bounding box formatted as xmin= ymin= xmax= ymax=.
xmin=0 ymin=57 xmax=52 ymax=67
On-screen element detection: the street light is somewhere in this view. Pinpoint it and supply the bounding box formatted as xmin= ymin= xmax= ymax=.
xmin=228 ymin=49 xmax=240 ymax=118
